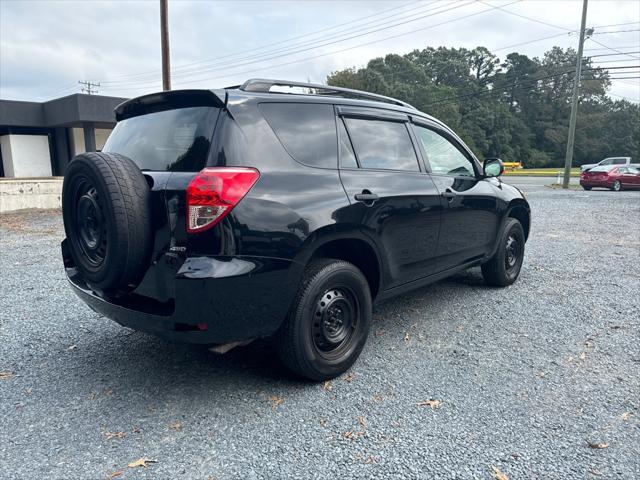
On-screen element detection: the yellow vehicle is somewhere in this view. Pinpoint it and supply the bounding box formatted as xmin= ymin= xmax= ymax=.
xmin=502 ymin=161 xmax=522 ymax=171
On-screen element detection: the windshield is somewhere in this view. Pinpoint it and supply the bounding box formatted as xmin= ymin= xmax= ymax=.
xmin=590 ymin=165 xmax=615 ymax=172
xmin=103 ymin=106 xmax=219 ymax=171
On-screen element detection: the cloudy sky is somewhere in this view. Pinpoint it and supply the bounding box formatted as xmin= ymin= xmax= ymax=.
xmin=1 ymin=0 xmax=638 ymax=102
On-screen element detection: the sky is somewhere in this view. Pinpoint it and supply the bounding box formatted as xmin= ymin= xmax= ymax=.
xmin=1 ymin=0 xmax=639 ymax=102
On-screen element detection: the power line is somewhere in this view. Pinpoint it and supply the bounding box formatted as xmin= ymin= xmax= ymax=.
xmin=589 ymin=51 xmax=640 ymax=58
xmin=102 ymin=0 xmax=475 ymax=87
xmin=593 ymin=29 xmax=640 ymax=35
xmin=101 ymin=0 xmax=436 ymax=83
xmin=78 ymin=80 xmax=100 ymax=95
xmin=587 ymin=38 xmax=640 ymax=60
xmin=105 ymin=0 xmax=524 ymax=92
xmin=477 ymin=0 xmax=572 ymax=31
xmin=584 ymin=45 xmax=640 ymax=52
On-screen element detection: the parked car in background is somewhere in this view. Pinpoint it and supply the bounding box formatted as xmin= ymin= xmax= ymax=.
xmin=580 ymin=165 xmax=640 ymax=191
xmin=580 ymin=156 xmax=635 ymax=172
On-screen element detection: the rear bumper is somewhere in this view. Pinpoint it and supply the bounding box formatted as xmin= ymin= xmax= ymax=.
xmin=580 ymin=179 xmax=610 ymax=188
xmin=65 ymin=251 xmax=300 ymax=344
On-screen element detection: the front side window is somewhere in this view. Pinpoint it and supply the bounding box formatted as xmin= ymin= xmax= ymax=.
xmin=414 ymin=125 xmax=475 ymax=177
xmin=613 ymin=158 xmax=627 ymax=165
xmin=343 ymin=117 xmax=419 ymax=171
xmin=260 ymin=103 xmax=337 ymax=168
xmin=600 ymin=159 xmax=613 ymax=165
xmin=104 ymin=106 xmax=219 ymax=171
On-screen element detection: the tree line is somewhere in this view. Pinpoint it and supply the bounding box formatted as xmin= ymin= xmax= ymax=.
xmin=327 ymin=46 xmax=639 ymax=168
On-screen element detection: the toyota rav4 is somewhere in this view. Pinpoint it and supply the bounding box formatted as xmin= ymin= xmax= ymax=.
xmin=61 ymin=79 xmax=531 ymax=381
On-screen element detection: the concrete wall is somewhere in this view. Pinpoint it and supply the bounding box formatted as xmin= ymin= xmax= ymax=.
xmin=0 ymin=134 xmax=52 ymax=178
xmin=69 ymin=127 xmax=112 ymax=156
xmin=0 ymin=177 xmax=62 ymax=213
xmin=70 ymin=127 xmax=85 ymax=157
xmin=95 ymin=128 xmax=111 ymax=150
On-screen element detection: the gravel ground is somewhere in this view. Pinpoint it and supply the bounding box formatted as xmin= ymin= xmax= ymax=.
xmin=1 ymin=187 xmax=639 ymax=480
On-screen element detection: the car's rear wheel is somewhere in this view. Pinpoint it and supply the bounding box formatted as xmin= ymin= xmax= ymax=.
xmin=62 ymin=152 xmax=152 ymax=292
xmin=277 ymin=259 xmax=371 ymax=381
xmin=582 ymin=185 xmax=592 ymax=190
xmin=481 ymin=217 xmax=525 ymax=287
xmin=612 ymin=180 xmax=622 ymax=191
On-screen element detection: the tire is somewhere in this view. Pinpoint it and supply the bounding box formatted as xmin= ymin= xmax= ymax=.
xmin=481 ymin=218 xmax=525 ymax=287
xmin=612 ymin=180 xmax=622 ymax=191
xmin=277 ymin=259 xmax=372 ymax=381
xmin=62 ymin=152 xmax=152 ymax=292
xmin=582 ymin=185 xmax=592 ymax=191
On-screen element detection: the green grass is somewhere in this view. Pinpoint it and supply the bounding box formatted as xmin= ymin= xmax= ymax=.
xmin=503 ymin=167 xmax=581 ymax=177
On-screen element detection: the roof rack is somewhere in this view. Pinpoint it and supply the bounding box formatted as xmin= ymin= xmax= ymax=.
xmin=236 ymin=78 xmax=416 ymax=109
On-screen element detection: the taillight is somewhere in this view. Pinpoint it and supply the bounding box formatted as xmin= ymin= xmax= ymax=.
xmin=186 ymin=167 xmax=260 ymax=233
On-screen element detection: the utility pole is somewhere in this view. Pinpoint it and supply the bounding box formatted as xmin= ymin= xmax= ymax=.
xmin=562 ymin=0 xmax=588 ymax=189
xmin=78 ymin=80 xmax=100 ymax=95
xmin=160 ymin=0 xmax=171 ymax=90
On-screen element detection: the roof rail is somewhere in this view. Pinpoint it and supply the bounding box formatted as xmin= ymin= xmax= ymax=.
xmin=236 ymin=78 xmax=416 ymax=109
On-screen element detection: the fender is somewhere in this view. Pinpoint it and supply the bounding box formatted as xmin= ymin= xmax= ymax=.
xmin=288 ymin=223 xmax=386 ymax=296
xmin=485 ymin=199 xmax=531 ymax=261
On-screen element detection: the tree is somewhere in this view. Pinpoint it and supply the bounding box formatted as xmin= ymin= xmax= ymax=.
xmin=327 ymin=45 xmax=637 ymax=167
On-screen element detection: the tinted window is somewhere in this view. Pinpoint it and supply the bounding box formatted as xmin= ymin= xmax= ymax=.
xmin=337 ymin=118 xmax=357 ymax=168
xmin=600 ymin=159 xmax=613 ymax=165
xmin=414 ymin=126 xmax=475 ymax=177
xmin=344 ymin=118 xmax=419 ymax=171
xmin=613 ymin=158 xmax=627 ymax=165
xmin=260 ymin=103 xmax=337 ymax=168
xmin=103 ymin=107 xmax=218 ymax=171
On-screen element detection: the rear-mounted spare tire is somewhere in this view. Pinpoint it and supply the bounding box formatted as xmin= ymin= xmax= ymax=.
xmin=62 ymin=152 xmax=152 ymax=292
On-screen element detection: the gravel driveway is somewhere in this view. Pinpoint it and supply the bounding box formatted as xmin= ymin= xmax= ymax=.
xmin=1 ymin=187 xmax=639 ymax=479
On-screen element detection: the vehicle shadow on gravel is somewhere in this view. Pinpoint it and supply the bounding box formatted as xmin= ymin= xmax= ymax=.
xmin=67 ymin=268 xmax=493 ymax=399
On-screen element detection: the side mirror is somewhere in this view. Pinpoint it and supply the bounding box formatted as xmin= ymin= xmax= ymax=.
xmin=483 ymin=158 xmax=504 ymax=177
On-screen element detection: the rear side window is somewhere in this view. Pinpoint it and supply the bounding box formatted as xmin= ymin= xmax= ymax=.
xmin=344 ymin=117 xmax=419 ymax=171
xmin=260 ymin=103 xmax=337 ymax=168
xmin=103 ymin=107 xmax=219 ymax=171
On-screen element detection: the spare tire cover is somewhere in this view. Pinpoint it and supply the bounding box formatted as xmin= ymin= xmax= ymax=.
xmin=62 ymin=152 xmax=152 ymax=291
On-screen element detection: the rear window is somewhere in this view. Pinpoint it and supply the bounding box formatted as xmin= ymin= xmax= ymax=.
xmin=103 ymin=106 xmax=219 ymax=171
xmin=259 ymin=103 xmax=337 ymax=168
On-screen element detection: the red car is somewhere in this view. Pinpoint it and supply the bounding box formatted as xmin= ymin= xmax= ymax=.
xmin=580 ymin=165 xmax=640 ymax=191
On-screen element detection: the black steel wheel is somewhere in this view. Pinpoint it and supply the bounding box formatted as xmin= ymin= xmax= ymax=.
xmin=277 ymin=259 xmax=372 ymax=381
xmin=481 ymin=217 xmax=526 ymax=287
xmin=62 ymin=152 xmax=152 ymax=291
xmin=67 ymin=178 xmax=108 ymax=271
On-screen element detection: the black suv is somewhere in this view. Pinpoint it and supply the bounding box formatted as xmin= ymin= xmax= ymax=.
xmin=61 ymin=79 xmax=530 ymax=381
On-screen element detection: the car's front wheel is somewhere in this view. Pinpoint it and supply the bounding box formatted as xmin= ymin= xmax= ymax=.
xmin=612 ymin=180 xmax=622 ymax=191
xmin=582 ymin=185 xmax=592 ymax=191
xmin=277 ymin=259 xmax=371 ymax=381
xmin=481 ymin=218 xmax=525 ymax=287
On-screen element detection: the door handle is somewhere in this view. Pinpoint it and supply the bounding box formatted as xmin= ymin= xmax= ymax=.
xmin=354 ymin=191 xmax=379 ymax=204
xmin=441 ymin=189 xmax=457 ymax=199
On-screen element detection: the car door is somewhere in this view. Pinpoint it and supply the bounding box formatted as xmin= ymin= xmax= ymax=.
xmin=411 ymin=120 xmax=501 ymax=269
xmin=620 ymin=167 xmax=640 ymax=188
xmin=336 ymin=106 xmax=442 ymax=288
